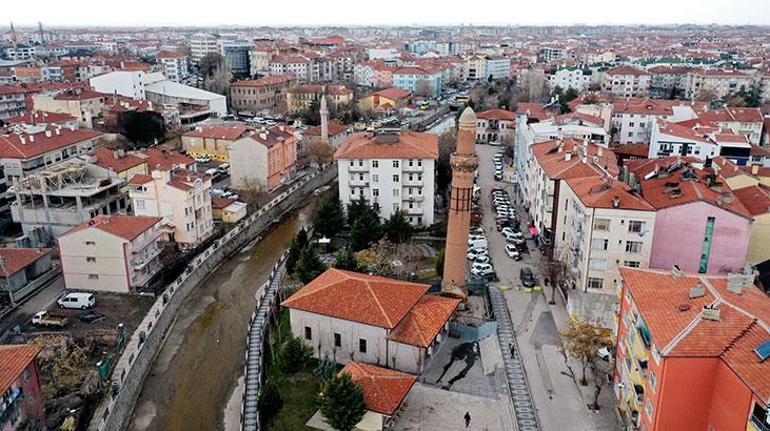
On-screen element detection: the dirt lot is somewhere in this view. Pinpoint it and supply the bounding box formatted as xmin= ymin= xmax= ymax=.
xmin=20 ymin=292 xmax=154 ymax=337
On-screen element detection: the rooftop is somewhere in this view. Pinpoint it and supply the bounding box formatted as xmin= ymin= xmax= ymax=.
xmin=0 ymin=345 xmax=42 ymax=393
xmin=335 ymin=131 xmax=439 ymax=160
xmin=0 ymin=248 xmax=52 ymax=277
xmin=65 ymin=215 xmax=162 ymax=241
xmin=338 ymin=362 xmax=416 ymax=416
xmin=387 ymin=295 xmax=461 ymax=347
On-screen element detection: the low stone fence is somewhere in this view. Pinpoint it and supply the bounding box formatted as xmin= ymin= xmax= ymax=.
xmin=88 ymin=166 xmax=337 ymax=431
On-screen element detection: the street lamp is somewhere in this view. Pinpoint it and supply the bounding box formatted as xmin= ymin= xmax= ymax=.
xmin=0 ymin=256 xmax=16 ymax=307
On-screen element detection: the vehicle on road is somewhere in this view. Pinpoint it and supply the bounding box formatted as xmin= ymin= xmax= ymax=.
xmin=471 ymin=255 xmax=491 ymax=264
xmin=597 ymin=347 xmax=613 ymax=361
xmin=205 ymin=168 xmax=219 ymax=176
xmin=58 ymin=292 xmax=95 ymax=310
xmin=505 ymin=244 xmax=522 ymax=260
xmin=217 ymin=163 xmax=230 ymax=173
xmin=195 ymin=156 xmax=212 ymax=164
xmin=520 ymin=267 xmax=536 ymax=287
xmin=32 ymin=311 xmax=68 ymax=327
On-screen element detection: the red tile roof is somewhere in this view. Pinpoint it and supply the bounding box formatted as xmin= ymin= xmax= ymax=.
xmin=371 ymin=87 xmax=412 ymax=101
xmin=338 ymin=362 xmax=416 ymax=416
xmin=701 ymin=107 xmax=763 ymax=124
xmin=183 ymin=125 xmax=250 ymax=141
xmin=606 ymin=65 xmax=649 ymax=76
xmin=621 ymin=267 xmax=770 ymax=403
xmin=515 ymin=103 xmax=548 ymax=121
xmin=65 ymin=215 xmax=162 ymax=241
xmin=625 ymin=157 xmax=751 ymax=218
xmin=734 ymin=185 xmax=770 ymax=216
xmin=304 ymin=121 xmax=348 ymax=137
xmin=0 ymin=345 xmax=42 ymax=393
xmin=90 ymin=147 xmax=146 ymax=173
xmin=388 ymin=295 xmax=460 ymax=347
xmin=211 ymin=197 xmax=235 ymax=209
xmin=53 ymin=89 xmax=108 ymax=101
xmin=335 ymin=131 xmax=439 ymax=160
xmin=5 ymin=111 xmax=77 ymax=125
xmin=0 ymin=126 xmax=103 ymax=159
xmin=530 ymin=138 xmax=619 ymax=180
xmin=476 ymin=108 xmax=516 ymax=121
xmin=137 ymin=148 xmax=194 ymax=171
xmin=157 ymin=50 xmax=187 ymax=59
xmin=0 ymin=248 xmax=51 ymax=276
xmin=565 ymin=177 xmax=653 ymax=211
xmin=281 ymin=269 xmax=429 ymax=329
xmin=231 ymin=75 xmax=296 ymax=88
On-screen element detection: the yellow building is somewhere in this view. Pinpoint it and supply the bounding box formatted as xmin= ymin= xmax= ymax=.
xmin=286 ymin=84 xmax=353 ymax=113
xmin=181 ymin=125 xmax=251 ymax=162
xmin=733 ymin=185 xmax=770 ymax=264
xmin=358 ymin=87 xmax=413 ymax=112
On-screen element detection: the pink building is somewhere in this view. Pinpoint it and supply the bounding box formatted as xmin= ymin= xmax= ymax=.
xmin=0 ymin=345 xmax=45 ymax=430
xmin=627 ymin=157 xmax=752 ymax=274
xmin=373 ymin=67 xmax=394 ymax=89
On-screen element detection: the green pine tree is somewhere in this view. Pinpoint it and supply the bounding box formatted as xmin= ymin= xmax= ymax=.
xmin=382 ymin=211 xmax=413 ymax=244
xmin=314 ymin=355 xmax=339 ymax=382
xmin=318 ymin=373 xmax=367 ymax=431
xmin=280 ymin=336 xmax=313 ymax=374
xmin=314 ymin=199 xmax=345 ymax=238
xmin=295 ymin=246 xmax=327 ymax=284
xmin=333 ymin=247 xmax=361 ymax=272
xmin=258 ymin=380 xmax=283 ymax=426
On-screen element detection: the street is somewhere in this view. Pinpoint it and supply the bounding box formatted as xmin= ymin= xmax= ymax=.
xmin=474 ymin=143 xmax=621 ymax=431
xmin=0 ymin=274 xmax=64 ymax=339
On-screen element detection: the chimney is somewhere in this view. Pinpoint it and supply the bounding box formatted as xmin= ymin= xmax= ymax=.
xmin=28 ymin=135 xmax=34 ymax=143
xmin=45 ymin=129 xmax=52 ymax=138
xmin=597 ymin=146 xmax=603 ymax=157
xmin=19 ymin=136 xmax=26 ymax=145
xmin=55 ymin=127 xmax=61 ymax=136
xmin=612 ymin=195 xmax=620 ymax=208
xmin=752 ymin=164 xmax=759 ymax=175
xmin=702 ymin=304 xmax=721 ymax=322
xmin=564 ymin=152 xmax=572 ymax=162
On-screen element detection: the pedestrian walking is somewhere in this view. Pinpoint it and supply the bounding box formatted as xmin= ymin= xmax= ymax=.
xmin=464 ymin=411 xmax=471 ymax=428
xmin=509 ymin=342 xmax=516 ymax=358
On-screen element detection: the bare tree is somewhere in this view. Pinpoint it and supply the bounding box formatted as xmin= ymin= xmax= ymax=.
xmin=415 ymin=79 xmax=435 ymax=98
xmin=538 ymin=247 xmax=569 ymax=304
xmin=308 ymin=140 xmax=334 ymax=168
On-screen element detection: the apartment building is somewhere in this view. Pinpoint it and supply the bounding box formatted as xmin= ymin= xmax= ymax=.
xmin=269 ymin=56 xmax=311 ymax=83
xmin=248 ymin=44 xmax=275 ymax=76
xmin=182 ymin=124 xmax=250 ymax=162
xmin=548 ymin=67 xmax=593 ymax=92
xmin=11 ymin=160 xmax=127 ymax=246
xmin=157 ymin=51 xmax=189 ymax=83
xmin=647 ymin=66 xmax=690 ymax=99
xmin=685 ymin=69 xmax=755 ymax=101
xmin=0 ymin=345 xmax=45 ymax=430
xmin=611 ymin=99 xmax=702 ymax=145
xmin=556 ymin=177 xmax=655 ymax=327
xmin=229 ymin=125 xmax=297 ymax=191
xmin=700 ymin=107 xmax=764 ymax=145
xmin=601 ymin=66 xmax=651 ymax=99
xmin=335 ymin=130 xmax=438 ymax=226
xmin=32 ymin=89 xmax=108 ymax=128
xmin=0 ymin=85 xmax=31 ymax=119
xmin=128 ymin=168 xmax=213 ymax=249
xmin=221 ymin=42 xmax=252 ymax=76
xmin=286 ymin=85 xmax=353 ymax=113
xmin=614 ymin=267 xmax=770 ymax=431
xmin=281 ymin=268 xmax=459 ymax=374
xmin=527 ymin=138 xmax=619 ymax=245
xmin=392 ymin=67 xmax=442 ymax=98
xmin=625 ymin=157 xmax=752 ymax=275
xmin=58 ymin=215 xmax=163 ymax=293
xmin=229 ymin=75 xmax=297 ymax=115
xmin=649 ymin=120 xmax=755 ymax=166
xmin=190 ymin=33 xmax=219 ymax=63
xmin=475 ymin=108 xmax=516 ymax=144
xmin=733 ymin=185 xmax=770 ymax=265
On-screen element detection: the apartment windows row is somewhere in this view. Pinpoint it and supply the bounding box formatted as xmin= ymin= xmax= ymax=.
xmin=593 ymin=218 xmax=647 ymax=234
xmin=304 ymin=326 xmax=367 ymax=353
xmin=589 ymin=238 xmax=643 ymax=254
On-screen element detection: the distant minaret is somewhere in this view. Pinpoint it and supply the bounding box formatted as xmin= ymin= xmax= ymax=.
xmin=319 ymin=94 xmax=329 ymax=143
xmin=9 ymin=22 xmax=17 ymax=50
xmin=442 ymin=107 xmax=479 ymax=299
xmin=38 ymin=22 xmax=44 ymax=45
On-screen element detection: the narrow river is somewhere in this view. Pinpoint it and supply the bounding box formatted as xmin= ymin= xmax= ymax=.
xmin=128 ymin=192 xmax=327 ymax=431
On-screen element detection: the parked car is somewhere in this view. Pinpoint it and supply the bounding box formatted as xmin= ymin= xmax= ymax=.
xmin=58 ymin=292 xmax=95 ymax=310
xmin=205 ymin=168 xmax=219 ymax=176
xmin=505 ymin=244 xmax=522 ymax=260
xmin=471 ymin=255 xmax=491 ymax=264
xmin=217 ymin=163 xmax=230 ymax=173
xmin=195 ymin=156 xmax=212 ymax=164
xmin=32 ymin=311 xmax=68 ymax=327
xmin=597 ymin=347 xmax=613 ymax=361
xmin=78 ymin=311 xmax=106 ymax=323
xmin=472 ymin=262 xmax=494 ymax=273
xmin=468 ymin=239 xmax=488 ymax=249
xmin=471 ymin=267 xmax=498 ymax=281
xmin=520 ymin=267 xmax=536 ymax=287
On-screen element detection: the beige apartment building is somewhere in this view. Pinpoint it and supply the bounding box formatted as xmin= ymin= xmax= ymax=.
xmin=601 ymin=66 xmax=651 ymax=99
xmin=128 ymin=168 xmax=214 ymax=249
xmin=57 ymin=215 xmax=163 ymax=293
xmin=181 ymin=124 xmax=251 ymax=162
xmin=32 ymin=89 xmax=107 ymax=128
xmin=286 ymin=84 xmax=353 ymax=113
xmin=229 ymin=125 xmax=297 ymax=191
xmin=229 ymin=75 xmax=297 ymax=115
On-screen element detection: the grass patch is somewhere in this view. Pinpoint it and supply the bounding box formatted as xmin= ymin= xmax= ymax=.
xmin=264 ymin=308 xmax=321 ymax=431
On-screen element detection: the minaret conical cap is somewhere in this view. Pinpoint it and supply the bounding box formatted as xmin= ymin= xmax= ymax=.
xmin=458 ymin=106 xmax=476 ymax=130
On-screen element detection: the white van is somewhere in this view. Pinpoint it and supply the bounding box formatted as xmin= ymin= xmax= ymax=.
xmin=58 ymin=292 xmax=96 ymax=310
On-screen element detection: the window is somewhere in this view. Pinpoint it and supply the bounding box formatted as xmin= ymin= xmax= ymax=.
xmin=304 ymin=327 xmax=312 ymax=340
xmin=625 ymin=241 xmax=643 ymax=254
xmin=372 ymin=189 xmax=379 ymax=197
xmin=88 ymin=274 xmax=99 ymax=280
xmin=359 ymin=339 xmax=367 ymax=353
xmin=393 ymin=203 xmax=399 ymax=211
xmin=86 ymin=257 xmax=96 ymax=263
xmin=372 ymin=174 xmax=379 ymax=183
xmin=588 ymin=278 xmax=604 ymax=290
xmin=594 ymin=218 xmax=610 ymax=231
xmin=349 ymin=160 xmax=354 ymax=167
xmin=646 ymin=400 xmax=654 ymax=420
xmin=22 ymin=368 xmax=30 ymax=383
xmin=372 ymin=160 xmax=379 ymax=168
xmin=588 ymin=258 xmax=607 ymax=270
xmin=334 ymin=333 xmax=341 ymax=347
xmin=392 ymin=160 xmax=399 ymax=168
xmin=393 ymin=189 xmax=399 ymax=197
xmin=358 ymin=159 xmax=363 ymax=166
xmin=591 ymin=238 xmax=609 ymax=251
xmin=85 ymin=241 xmax=95 ymax=246
xmin=628 ymin=220 xmax=645 ymax=233
xmin=649 ymin=370 xmax=657 ymax=393
xmin=134 ymin=199 xmax=145 ymax=210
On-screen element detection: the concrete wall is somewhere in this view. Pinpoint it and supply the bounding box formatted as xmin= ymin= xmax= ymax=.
xmin=88 ymin=166 xmax=337 ymax=431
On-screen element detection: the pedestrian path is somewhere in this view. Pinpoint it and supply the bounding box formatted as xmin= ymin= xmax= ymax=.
xmin=489 ymin=287 xmax=540 ymax=431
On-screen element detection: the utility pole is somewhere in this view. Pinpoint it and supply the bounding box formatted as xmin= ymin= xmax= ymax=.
xmin=0 ymin=255 xmax=16 ymax=307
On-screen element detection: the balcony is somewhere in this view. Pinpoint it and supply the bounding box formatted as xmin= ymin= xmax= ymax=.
xmin=631 ymin=324 xmax=651 ymax=361
xmin=403 ymin=164 xmax=423 ymax=173
xmin=404 ymin=195 xmax=424 ymax=202
xmin=349 ymin=180 xmax=369 ymax=187
xmin=406 ymin=207 xmax=424 ymax=215
xmin=404 ymin=179 xmax=423 ymax=187
xmin=132 ymin=246 xmax=162 ymax=271
xmin=349 ymin=164 xmax=368 ymax=172
xmin=750 ymin=417 xmax=770 ymax=431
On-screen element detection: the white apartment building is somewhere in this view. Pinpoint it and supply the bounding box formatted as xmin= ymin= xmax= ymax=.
xmin=269 ymin=56 xmax=311 ymax=83
xmin=685 ymin=69 xmax=755 ymax=101
xmin=128 ymin=168 xmax=213 ymax=250
xmin=485 ymin=56 xmax=511 ymax=80
xmin=90 ymin=70 xmax=166 ymax=100
xmin=701 ymin=107 xmax=764 ymax=145
xmin=190 ymin=33 xmax=219 ymax=63
xmin=601 ymin=66 xmax=651 ymax=98
xmin=611 ymin=99 xmax=701 ymax=145
xmin=464 ymin=55 xmax=486 ymax=81
xmin=158 ymin=51 xmax=190 ymax=83
xmin=248 ymin=47 xmax=274 ymax=76
xmin=549 ymin=67 xmax=593 ymax=92
xmin=335 ymin=130 xmax=438 ymax=227
xmin=555 ymin=177 xmax=655 ymax=328
xmin=57 ymin=215 xmax=163 ymax=293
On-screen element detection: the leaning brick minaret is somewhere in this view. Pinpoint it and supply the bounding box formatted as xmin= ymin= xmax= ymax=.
xmin=442 ymin=107 xmax=479 ymax=299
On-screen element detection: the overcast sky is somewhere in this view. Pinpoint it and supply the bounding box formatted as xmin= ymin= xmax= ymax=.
xmin=7 ymin=0 xmax=770 ymax=27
